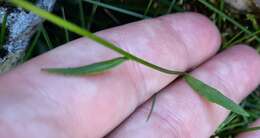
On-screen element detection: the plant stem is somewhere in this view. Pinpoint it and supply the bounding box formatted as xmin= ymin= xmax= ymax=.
xmin=61 ymin=6 xmax=70 ymax=42
xmin=23 ymin=29 xmax=41 ymax=61
xmin=257 ymin=46 xmax=260 ymax=54
xmin=0 ymin=13 xmax=7 ymax=49
xmin=83 ymin=0 xmax=150 ymax=19
xmin=10 ymin=0 xmax=184 ymax=75
xmin=78 ymin=0 xmax=86 ymax=28
xmin=167 ymin=0 xmax=176 ymax=14
xmin=87 ymin=0 xmax=98 ymax=30
xmin=144 ymin=0 xmax=153 ymax=16
xmin=146 ymin=94 xmax=157 ymax=121
xmin=40 ymin=25 xmax=53 ymax=49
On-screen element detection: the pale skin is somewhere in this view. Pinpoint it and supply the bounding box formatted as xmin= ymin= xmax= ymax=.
xmin=0 ymin=12 xmax=259 ymax=138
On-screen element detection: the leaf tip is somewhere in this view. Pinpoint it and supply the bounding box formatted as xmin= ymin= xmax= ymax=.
xmin=41 ymin=68 xmax=49 ymax=72
xmin=240 ymin=110 xmax=250 ymax=117
xmin=41 ymin=68 xmax=59 ymax=74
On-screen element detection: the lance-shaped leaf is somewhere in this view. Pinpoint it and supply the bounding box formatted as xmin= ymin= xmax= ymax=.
xmin=184 ymin=74 xmax=249 ymax=117
xmin=42 ymin=57 xmax=128 ymax=75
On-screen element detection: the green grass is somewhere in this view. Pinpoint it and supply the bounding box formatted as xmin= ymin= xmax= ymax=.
xmin=5 ymin=0 xmax=260 ymax=137
xmin=0 ymin=13 xmax=7 ymax=48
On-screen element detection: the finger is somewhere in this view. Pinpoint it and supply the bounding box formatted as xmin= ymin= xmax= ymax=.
xmin=0 ymin=13 xmax=220 ymax=138
xmin=108 ymin=45 xmax=260 ymax=138
xmin=237 ymin=119 xmax=260 ymax=138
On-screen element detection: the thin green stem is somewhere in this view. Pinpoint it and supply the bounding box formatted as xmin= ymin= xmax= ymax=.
xmin=78 ymin=0 xmax=86 ymax=28
xmin=167 ymin=0 xmax=176 ymax=14
xmin=83 ymin=0 xmax=150 ymax=19
xmin=216 ymin=113 xmax=237 ymax=133
xmin=40 ymin=25 xmax=53 ymax=49
xmin=87 ymin=0 xmax=98 ymax=30
xmin=232 ymin=29 xmax=260 ymax=45
xmin=257 ymin=46 xmax=260 ymax=54
xmin=61 ymin=6 xmax=70 ymax=42
xmin=217 ymin=0 xmax=224 ymax=27
xmin=23 ymin=29 xmax=41 ymax=61
xmin=104 ymin=9 xmax=120 ymax=24
xmin=10 ymin=0 xmax=183 ymax=75
xmin=144 ymin=0 xmax=153 ymax=16
xmin=222 ymin=31 xmax=243 ymax=49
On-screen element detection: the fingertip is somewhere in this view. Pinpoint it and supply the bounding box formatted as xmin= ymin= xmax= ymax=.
xmin=194 ymin=44 xmax=260 ymax=102
xmin=223 ymin=44 xmax=260 ymax=63
xmin=223 ymin=45 xmax=260 ymax=85
xmin=107 ymin=44 xmax=260 ymax=138
xmin=159 ymin=12 xmax=221 ymax=66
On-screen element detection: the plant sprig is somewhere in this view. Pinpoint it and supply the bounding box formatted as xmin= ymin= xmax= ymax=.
xmin=10 ymin=0 xmax=249 ymax=117
xmin=42 ymin=57 xmax=128 ymax=75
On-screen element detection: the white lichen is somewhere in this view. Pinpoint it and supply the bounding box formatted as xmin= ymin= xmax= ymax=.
xmin=0 ymin=0 xmax=56 ymax=73
xmin=225 ymin=0 xmax=260 ymax=11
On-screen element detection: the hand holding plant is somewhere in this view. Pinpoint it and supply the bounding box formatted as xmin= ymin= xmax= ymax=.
xmin=0 ymin=0 xmax=258 ymax=137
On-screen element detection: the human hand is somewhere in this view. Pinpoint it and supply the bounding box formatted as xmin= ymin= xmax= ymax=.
xmin=0 ymin=12 xmax=259 ymax=138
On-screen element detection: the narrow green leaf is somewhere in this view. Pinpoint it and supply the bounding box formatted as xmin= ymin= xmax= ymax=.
xmin=23 ymin=28 xmax=41 ymax=61
xmin=146 ymin=94 xmax=157 ymax=121
xmin=87 ymin=0 xmax=98 ymax=30
xmin=78 ymin=0 xmax=86 ymax=28
xmin=144 ymin=0 xmax=153 ymax=16
xmin=0 ymin=13 xmax=7 ymax=48
xmin=42 ymin=57 xmax=128 ymax=75
xmin=184 ymin=74 xmax=249 ymax=117
xmin=167 ymin=0 xmax=176 ymax=14
xmin=40 ymin=25 xmax=53 ymax=49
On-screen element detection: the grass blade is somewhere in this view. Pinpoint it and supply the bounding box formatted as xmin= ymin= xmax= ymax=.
xmin=144 ymin=0 xmax=153 ymax=16
xmin=184 ymin=74 xmax=249 ymax=117
xmin=40 ymin=25 xmax=53 ymax=49
xmin=61 ymin=6 xmax=70 ymax=42
xmin=0 ymin=13 xmax=7 ymax=48
xmin=104 ymin=9 xmax=120 ymax=25
xmin=23 ymin=29 xmax=41 ymax=61
xmin=146 ymin=94 xmax=157 ymax=121
xmin=167 ymin=0 xmax=176 ymax=14
xmin=222 ymin=30 xmax=243 ymax=49
xmin=78 ymin=0 xmax=86 ymax=28
xmin=42 ymin=57 xmax=128 ymax=75
xmin=87 ymin=0 xmax=98 ymax=30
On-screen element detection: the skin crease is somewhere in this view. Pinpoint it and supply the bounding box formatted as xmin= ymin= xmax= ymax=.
xmin=0 ymin=12 xmax=259 ymax=138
